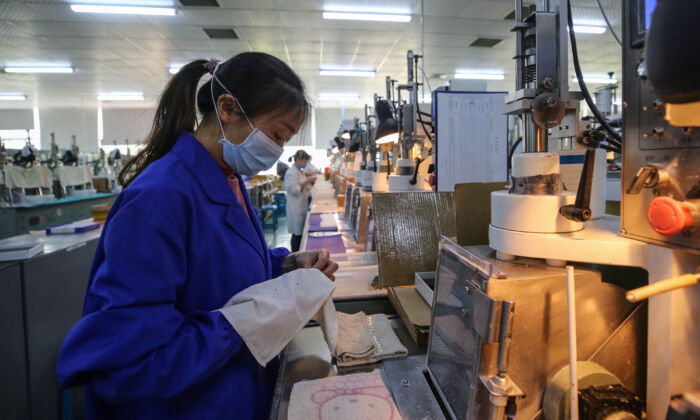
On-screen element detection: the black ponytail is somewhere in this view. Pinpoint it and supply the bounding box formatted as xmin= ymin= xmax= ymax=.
xmin=119 ymin=60 xmax=209 ymax=187
xmin=119 ymin=52 xmax=310 ymax=187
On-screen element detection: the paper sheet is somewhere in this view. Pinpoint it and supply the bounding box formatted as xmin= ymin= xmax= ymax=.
xmin=435 ymin=91 xmax=508 ymax=192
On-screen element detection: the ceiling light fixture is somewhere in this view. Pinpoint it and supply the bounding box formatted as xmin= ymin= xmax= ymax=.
xmin=320 ymin=67 xmax=376 ymax=77
xmin=573 ymin=24 xmax=606 ymax=34
xmin=0 ymin=93 xmax=27 ymax=101
xmin=70 ymin=4 xmax=177 ymax=16
xmin=169 ymin=65 xmax=182 ymax=74
xmin=322 ymin=6 xmax=411 ymax=22
xmin=4 ymin=66 xmax=74 ymax=74
xmin=454 ymin=72 xmax=505 ymax=80
xmin=572 ymin=76 xmax=618 ymax=84
xmin=97 ymin=92 xmax=145 ymax=101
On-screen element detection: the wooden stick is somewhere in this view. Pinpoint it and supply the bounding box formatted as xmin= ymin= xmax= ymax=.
xmin=626 ymin=273 xmax=700 ymax=302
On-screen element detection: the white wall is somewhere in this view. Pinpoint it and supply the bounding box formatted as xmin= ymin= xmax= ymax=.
xmin=40 ymin=107 xmax=99 ymax=152
xmin=0 ymin=109 xmax=34 ymax=130
xmin=101 ymin=108 xmax=155 ymax=147
xmin=314 ymin=107 xmax=365 ymax=151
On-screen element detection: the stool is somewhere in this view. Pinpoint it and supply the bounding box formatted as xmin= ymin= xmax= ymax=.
xmin=274 ymin=192 xmax=286 ymax=216
xmin=258 ymin=204 xmax=278 ymax=230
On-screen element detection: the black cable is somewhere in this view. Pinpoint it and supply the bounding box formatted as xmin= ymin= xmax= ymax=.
xmin=417 ymin=111 xmax=433 ymax=139
xmin=508 ymin=137 xmax=522 ymax=171
xmin=567 ymin=0 xmax=622 ymax=146
xmin=418 ymin=111 xmax=432 ymax=117
xmin=594 ymin=0 xmax=622 ymax=46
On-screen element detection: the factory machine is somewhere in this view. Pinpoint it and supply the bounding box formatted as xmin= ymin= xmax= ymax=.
xmin=376 ymin=50 xmax=433 ymax=192
xmin=387 ymin=0 xmax=698 ymax=419
xmin=0 ymin=133 xmax=119 ymax=238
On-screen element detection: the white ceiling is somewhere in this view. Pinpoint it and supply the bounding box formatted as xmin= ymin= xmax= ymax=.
xmin=0 ymin=0 xmax=622 ymax=110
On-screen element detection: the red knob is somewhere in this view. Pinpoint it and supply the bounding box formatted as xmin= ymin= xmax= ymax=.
xmin=647 ymin=196 xmax=693 ymax=236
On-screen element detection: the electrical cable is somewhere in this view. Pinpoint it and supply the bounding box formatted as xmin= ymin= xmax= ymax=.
xmin=508 ymin=137 xmax=522 ymax=171
xmin=594 ymin=0 xmax=622 ymax=46
xmin=567 ymin=0 xmax=622 ymax=147
xmin=417 ymin=66 xmax=433 ymax=93
xmin=417 ymin=111 xmax=433 ymax=139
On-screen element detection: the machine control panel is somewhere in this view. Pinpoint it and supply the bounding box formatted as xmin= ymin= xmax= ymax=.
xmin=621 ymin=0 xmax=700 ymax=251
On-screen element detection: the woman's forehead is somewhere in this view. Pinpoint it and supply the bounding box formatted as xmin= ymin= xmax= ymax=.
xmin=256 ymin=109 xmax=305 ymax=133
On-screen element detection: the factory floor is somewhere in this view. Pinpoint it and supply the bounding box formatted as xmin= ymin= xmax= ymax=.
xmin=263 ymin=213 xmax=293 ymax=250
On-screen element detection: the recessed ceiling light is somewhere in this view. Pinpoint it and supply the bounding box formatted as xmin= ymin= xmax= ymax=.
xmin=572 ymin=76 xmax=618 ymax=84
xmin=320 ymin=67 xmax=376 ymax=77
xmin=322 ymin=6 xmax=411 ymax=22
xmin=455 ymin=72 xmax=505 ymax=80
xmin=318 ymin=92 xmax=361 ymax=100
xmin=4 ymin=66 xmax=74 ymax=74
xmin=573 ymin=25 xmax=606 ymax=34
xmin=70 ymin=4 xmax=177 ymax=16
xmin=0 ymin=93 xmax=27 ymax=101
xmin=97 ymin=92 xmax=145 ymax=101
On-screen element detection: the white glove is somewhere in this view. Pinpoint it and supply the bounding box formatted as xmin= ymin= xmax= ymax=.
xmin=218 ymin=268 xmax=335 ymax=366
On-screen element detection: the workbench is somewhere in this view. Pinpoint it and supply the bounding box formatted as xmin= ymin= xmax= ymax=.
xmin=269 ymin=318 xmax=444 ymax=420
xmin=0 ymin=228 xmax=103 ymax=420
xmin=0 ymin=192 xmax=117 ymax=239
xmin=269 ymin=179 xmax=444 ymax=420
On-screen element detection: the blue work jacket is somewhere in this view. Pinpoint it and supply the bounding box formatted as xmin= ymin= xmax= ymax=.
xmin=57 ymin=131 xmax=290 ymax=419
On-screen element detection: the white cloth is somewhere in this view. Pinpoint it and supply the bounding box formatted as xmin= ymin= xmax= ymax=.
xmin=334 ymin=312 xmax=375 ymax=363
xmin=4 ymin=165 xmax=50 ymax=189
xmin=53 ymin=165 xmax=91 ymax=188
xmin=283 ymin=165 xmax=311 ymax=235
xmin=337 ymin=314 xmax=408 ymax=367
xmin=218 ymin=268 xmax=335 ymax=366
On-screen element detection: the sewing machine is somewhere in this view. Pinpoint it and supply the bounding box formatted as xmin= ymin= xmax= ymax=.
xmin=0 ymin=133 xmax=117 ymax=239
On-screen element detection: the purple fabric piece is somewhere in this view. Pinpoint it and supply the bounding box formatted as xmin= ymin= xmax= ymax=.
xmin=305 ymin=234 xmax=346 ymax=254
xmin=308 ymin=213 xmax=338 ymax=232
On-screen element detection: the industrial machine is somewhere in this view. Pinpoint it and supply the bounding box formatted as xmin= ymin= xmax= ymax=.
xmin=385 ymin=50 xmax=432 ymax=192
xmin=621 ymin=0 xmax=700 ymax=251
xmin=483 ymin=0 xmax=699 ymax=419
xmin=0 ymin=132 xmax=117 ymax=238
xmin=427 ymin=239 xmax=645 ymax=420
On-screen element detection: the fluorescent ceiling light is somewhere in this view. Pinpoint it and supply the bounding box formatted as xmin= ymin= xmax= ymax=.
xmin=169 ymin=65 xmax=182 ymax=74
xmin=572 ymin=76 xmax=618 ymax=84
xmin=0 ymin=93 xmax=27 ymax=101
xmin=375 ymin=133 xmax=399 ymax=144
xmin=70 ymin=4 xmax=176 ymax=15
xmin=322 ymin=6 xmax=411 ymax=22
xmin=573 ymin=25 xmax=606 ymax=34
xmin=318 ymin=93 xmax=361 ymax=100
xmin=97 ymin=92 xmax=145 ymax=101
xmin=455 ymin=72 xmax=505 ymax=80
xmin=4 ymin=66 xmax=73 ymax=74
xmin=324 ymin=5 xmax=410 ymax=13
xmin=320 ymin=67 xmax=375 ymax=77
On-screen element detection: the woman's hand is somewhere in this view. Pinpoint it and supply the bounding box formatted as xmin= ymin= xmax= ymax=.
xmin=283 ymin=249 xmax=339 ymax=280
xmin=302 ymin=176 xmax=317 ymax=189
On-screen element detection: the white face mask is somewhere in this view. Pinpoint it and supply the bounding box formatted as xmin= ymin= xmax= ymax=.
xmin=211 ymin=65 xmax=284 ymax=176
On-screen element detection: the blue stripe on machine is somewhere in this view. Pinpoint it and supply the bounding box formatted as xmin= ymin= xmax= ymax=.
xmin=560 ymin=155 xmax=585 ymax=164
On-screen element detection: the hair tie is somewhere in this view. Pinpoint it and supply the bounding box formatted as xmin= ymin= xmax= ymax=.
xmin=203 ymin=58 xmax=219 ymax=75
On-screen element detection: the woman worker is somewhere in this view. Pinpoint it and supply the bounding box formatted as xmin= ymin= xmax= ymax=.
xmin=56 ymin=53 xmax=338 ymax=419
xmin=284 ymin=150 xmax=316 ymax=252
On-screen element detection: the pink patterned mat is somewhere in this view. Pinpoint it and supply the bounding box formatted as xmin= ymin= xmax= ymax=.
xmin=288 ymin=370 xmax=402 ymax=420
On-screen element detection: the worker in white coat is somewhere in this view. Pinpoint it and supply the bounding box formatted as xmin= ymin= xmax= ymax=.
xmin=284 ymin=150 xmax=316 ymax=251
